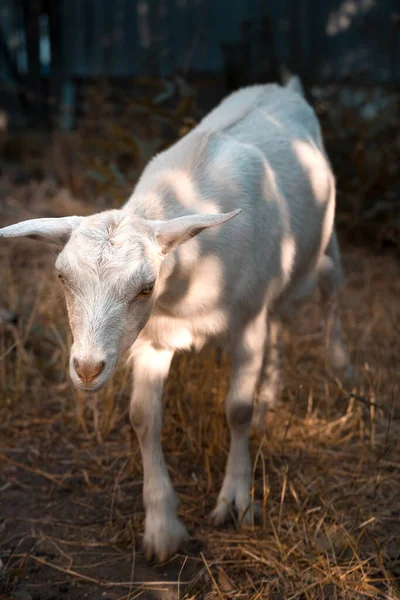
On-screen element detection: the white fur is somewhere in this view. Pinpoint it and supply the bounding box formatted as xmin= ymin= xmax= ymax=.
xmin=0 ymin=77 xmax=351 ymax=561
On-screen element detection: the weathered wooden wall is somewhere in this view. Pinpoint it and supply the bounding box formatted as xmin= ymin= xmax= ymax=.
xmin=59 ymin=0 xmax=400 ymax=82
xmin=1 ymin=0 xmax=399 ymax=84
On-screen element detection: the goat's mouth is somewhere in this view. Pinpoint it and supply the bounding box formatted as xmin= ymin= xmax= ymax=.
xmin=75 ymin=379 xmax=108 ymax=393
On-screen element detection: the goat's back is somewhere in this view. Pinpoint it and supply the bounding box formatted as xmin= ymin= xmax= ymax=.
xmin=197 ymin=83 xmax=321 ymax=149
xmin=130 ymin=83 xmax=336 ymax=324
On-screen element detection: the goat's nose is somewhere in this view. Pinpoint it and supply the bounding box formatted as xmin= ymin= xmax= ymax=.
xmin=73 ymin=358 xmax=105 ymax=384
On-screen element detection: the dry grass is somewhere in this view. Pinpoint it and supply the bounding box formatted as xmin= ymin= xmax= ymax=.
xmin=1 ymin=85 xmax=400 ymax=599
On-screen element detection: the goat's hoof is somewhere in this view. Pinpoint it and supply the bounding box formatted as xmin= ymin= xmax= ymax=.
xmin=329 ymin=362 xmax=354 ymax=385
xmin=328 ymin=343 xmax=353 ymax=383
xmin=143 ymin=513 xmax=188 ymax=562
xmin=210 ymin=502 xmax=231 ymax=526
xmin=210 ymin=500 xmax=261 ymax=527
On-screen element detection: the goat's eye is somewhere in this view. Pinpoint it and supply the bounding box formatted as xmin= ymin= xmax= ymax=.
xmin=136 ymin=282 xmax=155 ymax=298
xmin=57 ymin=273 xmax=65 ymax=283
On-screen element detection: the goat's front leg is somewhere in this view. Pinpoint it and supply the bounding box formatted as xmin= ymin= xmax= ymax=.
xmin=212 ymin=308 xmax=267 ymax=525
xmin=130 ymin=342 xmax=188 ymax=561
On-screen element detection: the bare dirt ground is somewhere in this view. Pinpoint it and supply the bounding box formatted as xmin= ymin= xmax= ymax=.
xmin=1 ymin=80 xmax=400 ymax=599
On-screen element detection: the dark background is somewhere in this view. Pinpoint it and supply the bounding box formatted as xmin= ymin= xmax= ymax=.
xmin=1 ymin=0 xmax=400 ymax=127
xmin=0 ymin=0 xmax=399 ymax=249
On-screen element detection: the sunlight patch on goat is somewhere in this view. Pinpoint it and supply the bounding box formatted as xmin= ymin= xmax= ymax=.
xmin=280 ymin=235 xmax=296 ymax=284
xmin=262 ymin=161 xmax=282 ymax=205
xmin=142 ymin=314 xmax=194 ymax=350
xmin=262 ymin=159 xmax=293 ymax=243
xmin=176 ymin=254 xmax=224 ymax=311
xmin=292 ymin=139 xmax=332 ymax=206
xmin=204 ymin=143 xmax=243 ymax=199
xmin=162 ymin=169 xmax=198 ymax=206
xmin=320 ymin=194 xmax=336 ymax=256
xmin=160 ymin=168 xmax=225 ymax=217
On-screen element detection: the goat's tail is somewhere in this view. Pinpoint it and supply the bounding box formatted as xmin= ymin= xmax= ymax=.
xmin=285 ymin=75 xmax=305 ymax=97
xmin=279 ymin=65 xmax=305 ymax=97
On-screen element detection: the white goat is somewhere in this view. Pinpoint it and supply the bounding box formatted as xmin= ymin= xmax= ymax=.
xmin=0 ymin=78 xmax=351 ymax=561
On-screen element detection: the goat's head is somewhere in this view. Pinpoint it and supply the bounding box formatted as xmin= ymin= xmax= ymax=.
xmin=0 ymin=208 xmax=240 ymax=391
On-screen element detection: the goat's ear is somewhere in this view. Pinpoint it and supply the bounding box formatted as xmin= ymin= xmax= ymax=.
xmin=154 ymin=209 xmax=241 ymax=255
xmin=0 ymin=216 xmax=84 ymax=247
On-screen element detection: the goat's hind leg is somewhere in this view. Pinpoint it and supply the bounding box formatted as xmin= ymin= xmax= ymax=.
xmin=252 ymin=318 xmax=283 ymax=428
xmin=318 ymin=230 xmax=352 ymax=380
xmin=211 ymin=308 xmax=267 ymax=526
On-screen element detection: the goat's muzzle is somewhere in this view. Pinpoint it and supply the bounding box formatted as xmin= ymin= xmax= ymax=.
xmin=73 ymin=358 xmax=105 ymax=386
